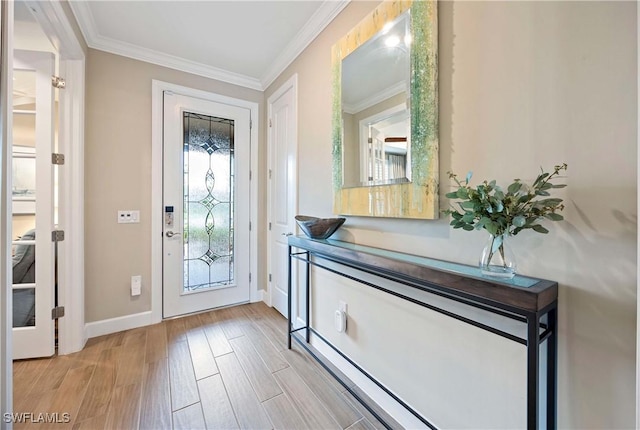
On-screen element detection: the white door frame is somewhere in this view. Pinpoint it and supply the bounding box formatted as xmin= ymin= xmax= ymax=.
xmin=0 ymin=0 xmax=85 ymax=418
xmin=266 ymin=74 xmax=298 ymax=314
xmin=151 ymin=80 xmax=260 ymax=324
xmin=24 ymin=0 xmax=86 ymax=356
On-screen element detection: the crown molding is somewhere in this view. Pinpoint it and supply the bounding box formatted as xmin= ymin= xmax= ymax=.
xmin=70 ymin=0 xmax=349 ymax=92
xmin=68 ymin=1 xmax=263 ymax=90
xmin=260 ymin=0 xmax=351 ymax=90
xmin=343 ymin=81 xmax=407 ymax=115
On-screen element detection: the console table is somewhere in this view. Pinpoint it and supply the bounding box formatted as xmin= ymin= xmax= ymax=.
xmin=287 ymin=235 xmax=558 ymax=430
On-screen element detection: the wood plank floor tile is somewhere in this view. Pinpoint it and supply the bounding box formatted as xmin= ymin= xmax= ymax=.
xmin=172 ymin=403 xmax=206 ymax=430
xmin=197 ymin=374 xmax=239 ymax=430
xmin=346 ymin=418 xmax=378 ymax=430
xmin=216 ymin=352 xmax=272 ymax=429
xmin=115 ymin=329 xmax=147 ymax=387
xmin=186 ymin=328 xmax=218 ymax=380
xmin=166 ymin=317 xmax=187 ymax=344
xmin=281 ymin=346 xmax=361 ymax=428
xmin=71 ymin=414 xmax=106 ymax=430
xmin=168 ymin=340 xmax=199 ymax=411
xmin=229 ymin=336 xmax=282 ymax=402
xmin=145 ymin=322 xmax=168 ymax=364
xmin=215 ymin=307 xmax=246 ymax=340
xmin=199 ymin=312 xmax=233 ymax=357
xmin=139 ymin=359 xmax=172 ymax=430
xmin=49 ymin=365 xmax=95 ymax=428
xmin=241 ymin=322 xmax=289 ymax=373
xmin=262 ymin=393 xmax=308 ymax=430
xmin=104 ymin=383 xmax=142 ymax=430
xmin=75 ymin=347 xmax=119 ymax=423
xmin=15 ymin=303 xmax=394 ymax=430
xmin=272 ymin=367 xmax=341 ymax=430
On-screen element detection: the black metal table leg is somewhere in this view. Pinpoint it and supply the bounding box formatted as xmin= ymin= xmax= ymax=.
xmin=287 ymin=245 xmax=292 ymax=350
xmin=305 ymin=251 xmax=310 ymax=343
xmin=547 ymin=305 xmax=558 ymax=429
xmin=527 ymin=312 xmax=540 ymax=430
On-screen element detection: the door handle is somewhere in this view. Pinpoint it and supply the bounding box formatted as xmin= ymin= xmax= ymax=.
xmin=166 ymin=231 xmax=181 ymax=238
xmin=281 ymin=232 xmax=293 ymax=236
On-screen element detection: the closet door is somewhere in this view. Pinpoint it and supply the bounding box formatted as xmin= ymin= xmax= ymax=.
xmin=12 ymin=49 xmax=55 ymax=359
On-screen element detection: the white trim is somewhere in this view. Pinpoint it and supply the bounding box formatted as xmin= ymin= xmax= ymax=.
xmin=85 ymin=311 xmax=153 ymax=339
xmin=69 ymin=1 xmax=349 ymax=91
xmin=343 ymin=81 xmax=407 ymax=115
xmin=56 ymin=58 xmax=86 ymax=355
xmin=151 ymin=80 xmax=259 ymax=323
xmin=636 ymin=1 xmax=639 ymax=425
xmin=267 ymin=74 xmax=299 ymax=318
xmin=23 ymin=0 xmax=86 ymax=356
xmin=260 ymin=1 xmax=350 ymax=89
xmin=1 ymin=0 xmax=14 ymax=421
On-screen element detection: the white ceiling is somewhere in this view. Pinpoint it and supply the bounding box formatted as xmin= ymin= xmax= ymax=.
xmin=69 ymin=1 xmax=350 ymax=91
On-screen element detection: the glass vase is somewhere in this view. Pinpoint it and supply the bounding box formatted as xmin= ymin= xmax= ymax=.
xmin=479 ymin=233 xmax=517 ymax=279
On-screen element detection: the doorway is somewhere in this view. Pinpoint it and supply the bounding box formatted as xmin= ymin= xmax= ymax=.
xmin=267 ymin=75 xmax=298 ymax=318
xmin=151 ymin=81 xmax=260 ymax=323
xmin=162 ymin=93 xmax=251 ymax=318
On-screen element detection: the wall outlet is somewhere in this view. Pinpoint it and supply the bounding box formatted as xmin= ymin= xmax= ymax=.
xmin=131 ymin=275 xmax=142 ymax=296
xmin=118 ymin=210 xmax=140 ymax=224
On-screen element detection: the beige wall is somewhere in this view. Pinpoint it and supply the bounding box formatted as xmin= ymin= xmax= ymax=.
xmin=85 ymin=49 xmax=264 ymax=322
xmin=266 ymin=0 xmax=637 ymax=427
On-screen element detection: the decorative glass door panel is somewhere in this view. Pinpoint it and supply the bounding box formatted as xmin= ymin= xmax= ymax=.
xmin=183 ymin=112 xmax=234 ymax=293
xmin=163 ymin=93 xmax=250 ymax=318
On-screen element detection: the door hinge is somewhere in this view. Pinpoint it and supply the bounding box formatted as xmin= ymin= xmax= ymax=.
xmin=250 ymin=119 xmax=253 ymax=129
xmin=52 ymin=230 xmax=65 ymax=242
xmin=51 ymin=306 xmax=65 ymax=319
xmin=249 ymin=222 xmax=252 ymax=231
xmin=268 ymin=169 xmax=272 ymax=179
xmin=51 ymin=76 xmax=66 ymax=89
xmin=249 ymin=273 xmax=252 ymax=283
xmin=269 ymin=119 xmax=272 ymax=127
xmin=269 ymin=222 xmax=272 ymax=231
xmin=52 ymin=153 xmax=65 ymax=165
xmin=249 ymin=170 xmax=252 ymax=180
xmin=269 ymin=273 xmax=272 ymax=282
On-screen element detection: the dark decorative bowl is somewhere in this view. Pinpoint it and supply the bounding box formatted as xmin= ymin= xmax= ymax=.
xmin=295 ymin=215 xmax=346 ymax=240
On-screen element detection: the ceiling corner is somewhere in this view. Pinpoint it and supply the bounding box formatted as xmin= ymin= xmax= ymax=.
xmin=260 ymin=0 xmax=351 ymax=90
xmin=67 ymin=1 xmax=98 ymax=47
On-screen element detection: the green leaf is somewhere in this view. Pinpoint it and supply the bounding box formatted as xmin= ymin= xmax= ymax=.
xmin=545 ymin=212 xmax=564 ymax=221
xmin=462 ymin=224 xmax=475 ymax=231
xmin=535 ymin=190 xmax=550 ymax=196
xmin=550 ymin=184 xmax=567 ymax=189
xmin=460 ymin=201 xmax=475 ymax=209
xmin=457 ymin=188 xmax=469 ymax=199
xmin=462 ymin=212 xmax=475 ymax=223
xmin=465 ymin=171 xmax=473 ymax=184
xmin=513 ymin=215 xmax=526 ymax=227
xmin=445 ymin=191 xmax=459 ymax=199
xmin=533 ymin=172 xmax=549 ymax=186
xmin=486 ymin=222 xmax=499 ymax=235
xmin=532 ymin=224 xmax=549 ymax=234
xmin=507 ymin=182 xmax=522 ymax=194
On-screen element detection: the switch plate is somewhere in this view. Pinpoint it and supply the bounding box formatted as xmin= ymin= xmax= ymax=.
xmin=131 ymin=275 xmax=142 ymax=296
xmin=339 ymin=301 xmax=348 ymax=313
xmin=118 ymin=210 xmax=140 ymax=224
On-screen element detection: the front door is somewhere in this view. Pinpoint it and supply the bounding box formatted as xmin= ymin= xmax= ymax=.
xmin=12 ymin=50 xmax=56 ymax=359
xmin=163 ymin=93 xmax=251 ymax=318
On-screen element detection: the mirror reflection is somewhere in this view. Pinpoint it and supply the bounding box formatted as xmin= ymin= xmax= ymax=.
xmin=341 ymin=12 xmax=411 ymax=188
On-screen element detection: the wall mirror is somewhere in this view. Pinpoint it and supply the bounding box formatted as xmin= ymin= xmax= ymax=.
xmin=332 ymin=0 xmax=438 ymax=219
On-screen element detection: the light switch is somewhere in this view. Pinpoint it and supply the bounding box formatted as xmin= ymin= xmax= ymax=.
xmin=118 ymin=210 xmax=140 ymax=224
xmin=131 ymin=275 xmax=142 ymax=296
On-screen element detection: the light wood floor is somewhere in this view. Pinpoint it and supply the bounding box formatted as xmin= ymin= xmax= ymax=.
xmin=13 ymin=302 xmax=400 ymax=429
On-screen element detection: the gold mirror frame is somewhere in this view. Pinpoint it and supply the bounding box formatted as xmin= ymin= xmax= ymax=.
xmin=332 ymin=0 xmax=438 ymax=219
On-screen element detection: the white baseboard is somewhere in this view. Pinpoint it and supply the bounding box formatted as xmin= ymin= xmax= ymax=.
xmin=253 ymin=288 xmax=266 ymax=304
xmin=309 ymin=336 xmax=430 ymax=429
xmin=85 ymin=311 xmax=154 ymax=339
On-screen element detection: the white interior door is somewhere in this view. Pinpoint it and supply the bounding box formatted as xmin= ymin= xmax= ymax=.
xmin=268 ymin=77 xmax=297 ymax=318
xmin=163 ymin=93 xmax=251 ymax=318
xmin=11 ymin=50 xmax=55 ymax=359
